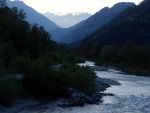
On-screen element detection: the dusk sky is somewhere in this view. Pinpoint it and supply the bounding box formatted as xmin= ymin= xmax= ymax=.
xmin=20 ymin=0 xmax=143 ymax=14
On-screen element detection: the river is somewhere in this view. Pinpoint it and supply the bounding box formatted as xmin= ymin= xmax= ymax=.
xmin=2 ymin=61 xmax=150 ymax=113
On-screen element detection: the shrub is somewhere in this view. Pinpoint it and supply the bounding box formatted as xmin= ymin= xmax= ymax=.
xmin=57 ymin=64 xmax=95 ymax=92
xmin=21 ymin=55 xmax=58 ymax=98
xmin=21 ymin=57 xmax=96 ymax=99
xmin=0 ymin=41 xmax=17 ymax=67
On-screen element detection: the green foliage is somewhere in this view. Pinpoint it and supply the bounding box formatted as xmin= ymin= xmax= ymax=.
xmin=75 ymin=56 xmax=85 ymax=63
xmin=21 ymin=55 xmax=95 ymax=98
xmin=116 ymin=41 xmax=135 ymax=64
xmin=14 ymin=55 xmax=31 ymax=74
xmin=74 ymin=42 xmax=103 ymax=60
xmin=28 ymin=24 xmax=51 ymax=58
xmin=10 ymin=7 xmax=26 ymax=21
xmin=0 ymin=41 xmax=17 ymax=66
xmin=99 ymin=45 xmax=118 ymax=62
xmin=48 ymin=52 xmax=85 ymax=64
xmin=58 ymin=64 xmax=95 ymax=91
xmin=95 ymin=42 xmax=150 ymax=76
xmin=19 ymin=55 xmax=55 ymax=98
xmin=0 ymin=7 xmax=53 ymax=60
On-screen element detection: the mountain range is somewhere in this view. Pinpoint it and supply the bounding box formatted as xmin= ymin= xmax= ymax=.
xmin=43 ymin=12 xmax=91 ymax=28
xmin=81 ymin=0 xmax=150 ymax=46
xmin=55 ymin=2 xmax=135 ymax=44
xmin=6 ymin=0 xmax=59 ymax=31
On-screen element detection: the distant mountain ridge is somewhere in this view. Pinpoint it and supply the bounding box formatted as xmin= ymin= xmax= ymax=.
xmin=43 ymin=12 xmax=91 ymax=28
xmin=50 ymin=21 xmax=84 ymax=42
xmin=59 ymin=2 xmax=135 ymax=44
xmin=6 ymin=0 xmax=59 ymax=31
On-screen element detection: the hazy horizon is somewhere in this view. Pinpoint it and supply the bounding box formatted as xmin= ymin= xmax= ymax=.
xmin=17 ymin=0 xmax=143 ymax=15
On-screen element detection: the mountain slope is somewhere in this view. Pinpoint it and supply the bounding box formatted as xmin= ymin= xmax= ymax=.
xmin=81 ymin=0 xmax=150 ymax=46
xmin=7 ymin=0 xmax=59 ymax=31
xmin=59 ymin=2 xmax=135 ymax=44
xmin=50 ymin=21 xmax=84 ymax=41
xmin=43 ymin=12 xmax=91 ymax=28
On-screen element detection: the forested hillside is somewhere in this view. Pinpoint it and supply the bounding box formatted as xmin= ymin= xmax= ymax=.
xmin=82 ymin=0 xmax=150 ymax=45
xmin=76 ymin=0 xmax=150 ymax=76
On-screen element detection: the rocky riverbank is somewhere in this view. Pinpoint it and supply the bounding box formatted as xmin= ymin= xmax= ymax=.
xmin=0 ymin=64 xmax=121 ymax=113
xmin=56 ymin=75 xmax=120 ymax=108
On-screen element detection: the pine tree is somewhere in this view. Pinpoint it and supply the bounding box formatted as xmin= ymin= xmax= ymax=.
xmin=0 ymin=0 xmax=7 ymax=8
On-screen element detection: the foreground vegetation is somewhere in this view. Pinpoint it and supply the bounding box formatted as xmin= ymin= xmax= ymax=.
xmin=0 ymin=53 xmax=95 ymax=107
xmin=0 ymin=7 xmax=95 ymax=107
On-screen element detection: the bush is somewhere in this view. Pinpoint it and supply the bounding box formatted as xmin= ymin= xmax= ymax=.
xmin=21 ymin=56 xmax=96 ymax=99
xmin=58 ymin=64 xmax=95 ymax=91
xmin=21 ymin=55 xmax=58 ymax=98
xmin=14 ymin=55 xmax=31 ymax=74
xmin=0 ymin=41 xmax=17 ymax=67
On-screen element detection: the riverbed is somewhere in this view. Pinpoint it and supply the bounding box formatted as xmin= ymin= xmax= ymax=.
xmin=1 ymin=61 xmax=150 ymax=113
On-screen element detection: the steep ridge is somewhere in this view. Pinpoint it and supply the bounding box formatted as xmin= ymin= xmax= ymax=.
xmin=81 ymin=0 xmax=150 ymax=46
xmin=59 ymin=2 xmax=135 ymax=44
xmin=7 ymin=0 xmax=59 ymax=31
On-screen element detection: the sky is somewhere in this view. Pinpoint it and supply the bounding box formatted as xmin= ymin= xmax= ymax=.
xmin=20 ymin=0 xmax=143 ymax=14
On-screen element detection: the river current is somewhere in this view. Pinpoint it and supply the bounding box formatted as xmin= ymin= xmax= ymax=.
xmin=57 ymin=61 xmax=150 ymax=113
xmin=3 ymin=61 xmax=150 ymax=113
